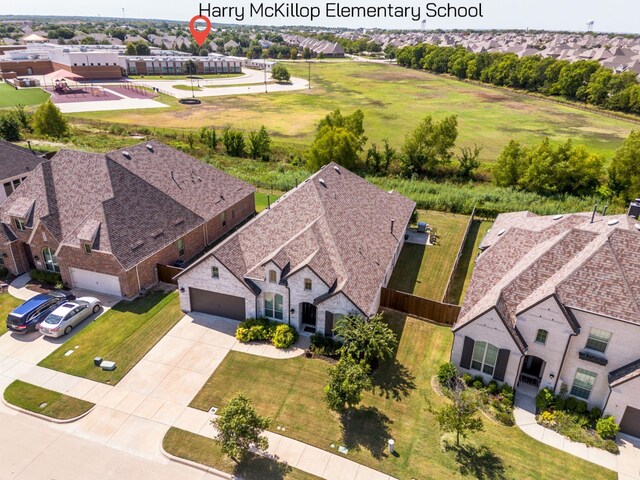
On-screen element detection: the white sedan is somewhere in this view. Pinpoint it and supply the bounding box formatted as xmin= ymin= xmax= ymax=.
xmin=38 ymin=297 xmax=101 ymax=338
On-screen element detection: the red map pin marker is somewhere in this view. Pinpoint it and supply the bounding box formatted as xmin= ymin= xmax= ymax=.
xmin=189 ymin=15 xmax=212 ymax=47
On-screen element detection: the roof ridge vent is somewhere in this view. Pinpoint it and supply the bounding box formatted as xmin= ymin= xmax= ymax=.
xmin=333 ymin=165 xmax=340 ymax=173
xmin=318 ymin=178 xmax=327 ymax=187
xmin=497 ymin=228 xmax=506 ymax=236
xmin=122 ymin=151 xmax=131 ymax=159
xmin=146 ymin=144 xmax=154 ymax=152
xmin=553 ymin=214 xmax=564 ymax=220
xmin=607 ymin=219 xmax=620 ymax=226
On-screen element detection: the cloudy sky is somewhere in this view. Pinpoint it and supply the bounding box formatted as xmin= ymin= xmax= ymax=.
xmin=2 ymin=0 xmax=639 ymax=33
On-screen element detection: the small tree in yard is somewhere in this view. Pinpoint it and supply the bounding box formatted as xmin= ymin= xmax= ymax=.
xmin=247 ymin=125 xmax=271 ymax=160
xmin=324 ymin=356 xmax=373 ymax=413
xmin=213 ymin=393 xmax=271 ymax=462
xmin=0 ymin=113 xmax=22 ymax=141
xmin=333 ymin=312 xmax=398 ymax=366
xmin=429 ymin=379 xmax=483 ymax=447
xmin=222 ymin=126 xmax=246 ymax=157
xmin=32 ymin=100 xmax=69 ymax=138
xmin=271 ymin=64 xmax=290 ymax=82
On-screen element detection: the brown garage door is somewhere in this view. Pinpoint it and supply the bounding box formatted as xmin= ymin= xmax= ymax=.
xmin=620 ymin=406 xmax=640 ymax=438
xmin=189 ymin=288 xmax=246 ymax=321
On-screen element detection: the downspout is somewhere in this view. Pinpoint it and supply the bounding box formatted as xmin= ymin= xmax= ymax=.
xmin=514 ymin=353 xmax=526 ymax=390
xmin=554 ymin=330 xmax=579 ymax=393
xmin=203 ymin=224 xmax=207 ymax=247
xmin=602 ymin=385 xmax=613 ymax=415
xmin=135 ymin=264 xmax=142 ymax=294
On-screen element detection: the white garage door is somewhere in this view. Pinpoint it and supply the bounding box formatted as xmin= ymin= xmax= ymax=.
xmin=69 ymin=268 xmax=122 ymax=297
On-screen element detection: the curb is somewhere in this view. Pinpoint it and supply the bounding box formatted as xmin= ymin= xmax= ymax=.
xmin=2 ymin=397 xmax=95 ymax=424
xmin=159 ymin=441 xmax=233 ymax=479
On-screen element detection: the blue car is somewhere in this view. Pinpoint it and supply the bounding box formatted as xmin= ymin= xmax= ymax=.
xmin=6 ymin=292 xmax=76 ymax=334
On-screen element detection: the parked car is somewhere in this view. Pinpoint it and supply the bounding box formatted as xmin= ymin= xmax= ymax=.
xmin=38 ymin=297 xmax=101 ymax=338
xmin=6 ymin=292 xmax=76 ymax=334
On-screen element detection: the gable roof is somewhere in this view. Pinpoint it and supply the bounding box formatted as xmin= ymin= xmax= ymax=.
xmin=456 ymin=211 xmax=640 ymax=332
xmin=179 ymin=163 xmax=415 ymax=316
xmin=0 ymin=140 xmax=46 ymax=182
xmin=0 ymin=141 xmax=254 ymax=270
xmin=609 ymin=358 xmax=640 ymax=388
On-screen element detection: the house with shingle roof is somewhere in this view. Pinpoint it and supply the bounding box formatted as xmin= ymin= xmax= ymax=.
xmin=175 ymin=163 xmax=415 ymax=334
xmin=0 ymin=140 xmax=46 ymax=205
xmin=0 ymin=141 xmax=255 ymax=297
xmin=451 ymin=205 xmax=640 ymax=436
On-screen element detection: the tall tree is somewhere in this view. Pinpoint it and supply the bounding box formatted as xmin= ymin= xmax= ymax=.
xmin=32 ymin=100 xmax=69 ymax=138
xmin=333 ymin=313 xmax=398 ymax=366
xmin=247 ymin=125 xmax=271 ymax=160
xmin=609 ymin=130 xmax=640 ymax=203
xmin=271 ymin=64 xmax=290 ymax=82
xmin=324 ymin=357 xmax=373 ymax=413
xmin=307 ymin=109 xmax=366 ymax=171
xmin=213 ymin=393 xmax=270 ymax=462
xmin=400 ymin=115 xmax=458 ymax=177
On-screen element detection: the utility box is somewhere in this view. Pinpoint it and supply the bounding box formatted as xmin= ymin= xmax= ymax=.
xmin=417 ymin=222 xmax=427 ymax=233
xmin=628 ymin=199 xmax=640 ymax=219
xmin=388 ymin=439 xmax=395 ymax=454
xmin=93 ymin=357 xmax=103 ymax=367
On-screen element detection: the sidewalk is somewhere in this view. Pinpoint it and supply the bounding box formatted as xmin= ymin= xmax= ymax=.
xmin=513 ymin=392 xmax=619 ymax=472
xmin=8 ymin=273 xmax=38 ymax=301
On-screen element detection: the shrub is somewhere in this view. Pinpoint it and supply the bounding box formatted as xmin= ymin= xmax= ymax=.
xmin=500 ymin=384 xmax=515 ymax=406
xmin=437 ymin=362 xmax=459 ymax=389
xmin=539 ymin=410 xmax=556 ymax=427
xmin=494 ymin=409 xmax=515 ymax=426
xmin=472 ymin=380 xmax=484 ymax=390
xmin=461 ymin=373 xmax=473 ymax=386
xmin=272 ymin=324 xmax=298 ymax=349
xmin=486 ymin=380 xmax=499 ymax=394
xmin=553 ymin=395 xmax=566 ymax=412
xmin=589 ymin=407 xmax=603 ymax=423
xmin=565 ymin=396 xmax=579 ymax=413
xmin=235 ymin=326 xmax=253 ymax=343
xmin=29 ymin=269 xmax=63 ymax=288
xmin=536 ymin=388 xmax=554 ymax=412
xmin=234 ymin=318 xmax=276 ymax=343
xmin=309 ymin=333 xmax=342 ymax=356
xmin=596 ymin=416 xmax=620 ymax=440
xmin=575 ymin=399 xmax=588 ymax=415
xmin=32 ymin=100 xmax=69 ymax=138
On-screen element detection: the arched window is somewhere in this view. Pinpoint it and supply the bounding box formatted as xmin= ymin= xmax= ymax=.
xmin=535 ymin=329 xmax=548 ymax=345
xmin=264 ymin=293 xmax=283 ymax=320
xmin=42 ymin=247 xmax=59 ymax=273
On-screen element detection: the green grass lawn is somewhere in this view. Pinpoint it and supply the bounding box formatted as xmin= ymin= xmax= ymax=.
xmin=172 ymin=84 xmax=204 ymax=91
xmin=445 ymin=219 xmax=493 ymax=305
xmin=4 ymin=380 xmax=94 ymax=420
xmin=74 ymin=61 xmax=636 ymax=164
xmin=0 ymin=293 xmax=23 ymax=336
xmin=255 ymin=190 xmax=282 ymax=212
xmin=164 ymin=427 xmax=322 ymax=480
xmin=0 ymin=84 xmax=50 ymax=108
xmin=189 ymin=310 xmax=614 ymax=479
xmin=39 ymin=291 xmax=182 ymax=384
xmin=388 ymin=210 xmax=471 ymax=301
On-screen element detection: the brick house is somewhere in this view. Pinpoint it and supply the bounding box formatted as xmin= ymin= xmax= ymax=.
xmin=0 ymin=140 xmax=46 ymax=205
xmin=450 ymin=207 xmax=640 ymax=436
xmin=176 ymin=163 xmax=415 ymax=334
xmin=0 ymin=141 xmax=255 ymax=297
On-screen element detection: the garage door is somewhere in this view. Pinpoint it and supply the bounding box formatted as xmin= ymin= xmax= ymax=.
xmin=69 ymin=268 xmax=122 ymax=297
xmin=189 ymin=288 xmax=246 ymax=321
xmin=620 ymin=407 xmax=640 ymax=438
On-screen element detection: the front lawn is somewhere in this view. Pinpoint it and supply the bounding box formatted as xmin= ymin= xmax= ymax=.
xmin=4 ymin=380 xmax=94 ymax=420
xmin=163 ymin=427 xmax=322 ymax=480
xmin=39 ymin=291 xmax=182 ymax=384
xmin=0 ymin=84 xmax=50 ymax=108
xmin=0 ymin=293 xmax=23 ymax=336
xmin=190 ymin=310 xmax=615 ymax=480
xmin=388 ymin=210 xmax=471 ymax=301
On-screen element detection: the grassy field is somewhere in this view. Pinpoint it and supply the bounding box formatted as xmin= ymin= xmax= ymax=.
xmin=164 ymin=428 xmax=323 ymax=480
xmin=189 ymin=310 xmax=614 ymax=480
xmin=4 ymin=380 xmax=94 ymax=420
xmin=0 ymin=293 xmax=22 ymax=336
xmin=388 ymin=210 xmax=471 ymax=301
xmin=73 ymin=61 xmax=637 ymax=163
xmin=0 ymin=84 xmax=50 ymax=108
xmin=445 ymin=219 xmax=493 ymax=305
xmin=39 ymin=291 xmax=182 ymax=384
xmin=172 ymin=84 xmax=203 ymax=91
xmin=255 ymin=190 xmax=282 ymax=212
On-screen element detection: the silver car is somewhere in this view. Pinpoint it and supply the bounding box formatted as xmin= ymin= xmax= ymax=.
xmin=38 ymin=297 xmax=101 ymax=338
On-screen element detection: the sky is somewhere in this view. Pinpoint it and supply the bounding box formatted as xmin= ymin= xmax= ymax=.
xmin=2 ymin=0 xmax=639 ymax=33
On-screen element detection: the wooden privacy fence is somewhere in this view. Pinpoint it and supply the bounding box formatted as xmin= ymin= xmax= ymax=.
xmin=442 ymin=205 xmax=476 ymax=303
xmin=157 ymin=264 xmax=183 ymax=285
xmin=380 ymin=287 xmax=461 ymax=326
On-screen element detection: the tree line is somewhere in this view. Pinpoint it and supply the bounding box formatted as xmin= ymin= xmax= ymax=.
xmin=396 ymin=45 xmax=640 ymax=115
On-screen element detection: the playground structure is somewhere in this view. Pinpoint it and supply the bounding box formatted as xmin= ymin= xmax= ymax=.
xmin=53 ymin=79 xmax=85 ymax=95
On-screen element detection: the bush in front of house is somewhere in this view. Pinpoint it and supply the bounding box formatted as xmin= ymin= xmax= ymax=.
xmin=309 ymin=333 xmax=343 ymax=357
xmin=437 ymin=362 xmax=459 ymax=389
xmin=596 ymin=416 xmax=620 ymax=440
xmin=235 ymin=318 xmax=297 ymax=350
xmin=0 ymin=266 xmax=8 ymax=280
xmin=29 ymin=269 xmax=63 ymax=289
xmin=272 ymin=324 xmax=298 ymax=349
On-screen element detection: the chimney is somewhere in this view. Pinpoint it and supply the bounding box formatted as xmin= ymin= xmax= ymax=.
xmin=590 ymin=204 xmax=598 ymax=223
xmin=628 ymin=199 xmax=640 ymax=219
xmin=391 ymin=219 xmax=395 ymax=234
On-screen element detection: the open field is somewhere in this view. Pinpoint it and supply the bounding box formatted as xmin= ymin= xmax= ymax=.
xmin=4 ymin=380 xmax=94 ymax=420
xmin=72 ymin=61 xmax=637 ymax=163
xmin=388 ymin=210 xmax=471 ymax=300
xmin=189 ymin=310 xmax=615 ymax=480
xmin=0 ymin=293 xmax=22 ymax=336
xmin=39 ymin=291 xmax=182 ymax=384
xmin=0 ymin=84 xmax=51 ymax=108
xmin=163 ymin=428 xmax=323 ymax=480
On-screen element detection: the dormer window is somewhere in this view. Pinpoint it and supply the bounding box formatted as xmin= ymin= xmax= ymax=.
xmin=304 ymin=278 xmax=312 ymax=290
xmin=14 ymin=218 xmax=25 ymax=231
xmin=83 ymin=243 xmax=92 ymax=254
xmin=535 ymin=329 xmax=548 ymax=345
xmin=269 ymin=270 xmax=277 ymax=283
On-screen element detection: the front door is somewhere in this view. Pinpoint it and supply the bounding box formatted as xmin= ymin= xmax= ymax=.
xmin=520 ymin=355 xmax=545 ymax=387
xmin=300 ymin=302 xmax=317 ymax=333
xmin=23 ymin=243 xmax=35 ymax=269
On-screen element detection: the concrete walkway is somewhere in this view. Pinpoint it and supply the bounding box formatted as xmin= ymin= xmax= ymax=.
xmin=513 ymin=391 xmax=624 ymax=475
xmin=0 ymin=311 xmax=391 ymax=480
xmin=8 ymin=273 xmax=38 ymax=301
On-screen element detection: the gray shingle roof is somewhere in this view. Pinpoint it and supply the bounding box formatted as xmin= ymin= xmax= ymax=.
xmin=0 ymin=140 xmax=46 ymax=182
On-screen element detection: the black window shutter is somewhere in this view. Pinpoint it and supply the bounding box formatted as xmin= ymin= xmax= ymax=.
xmin=460 ymin=336 xmax=475 ymax=369
xmin=493 ymin=349 xmax=510 ymax=382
